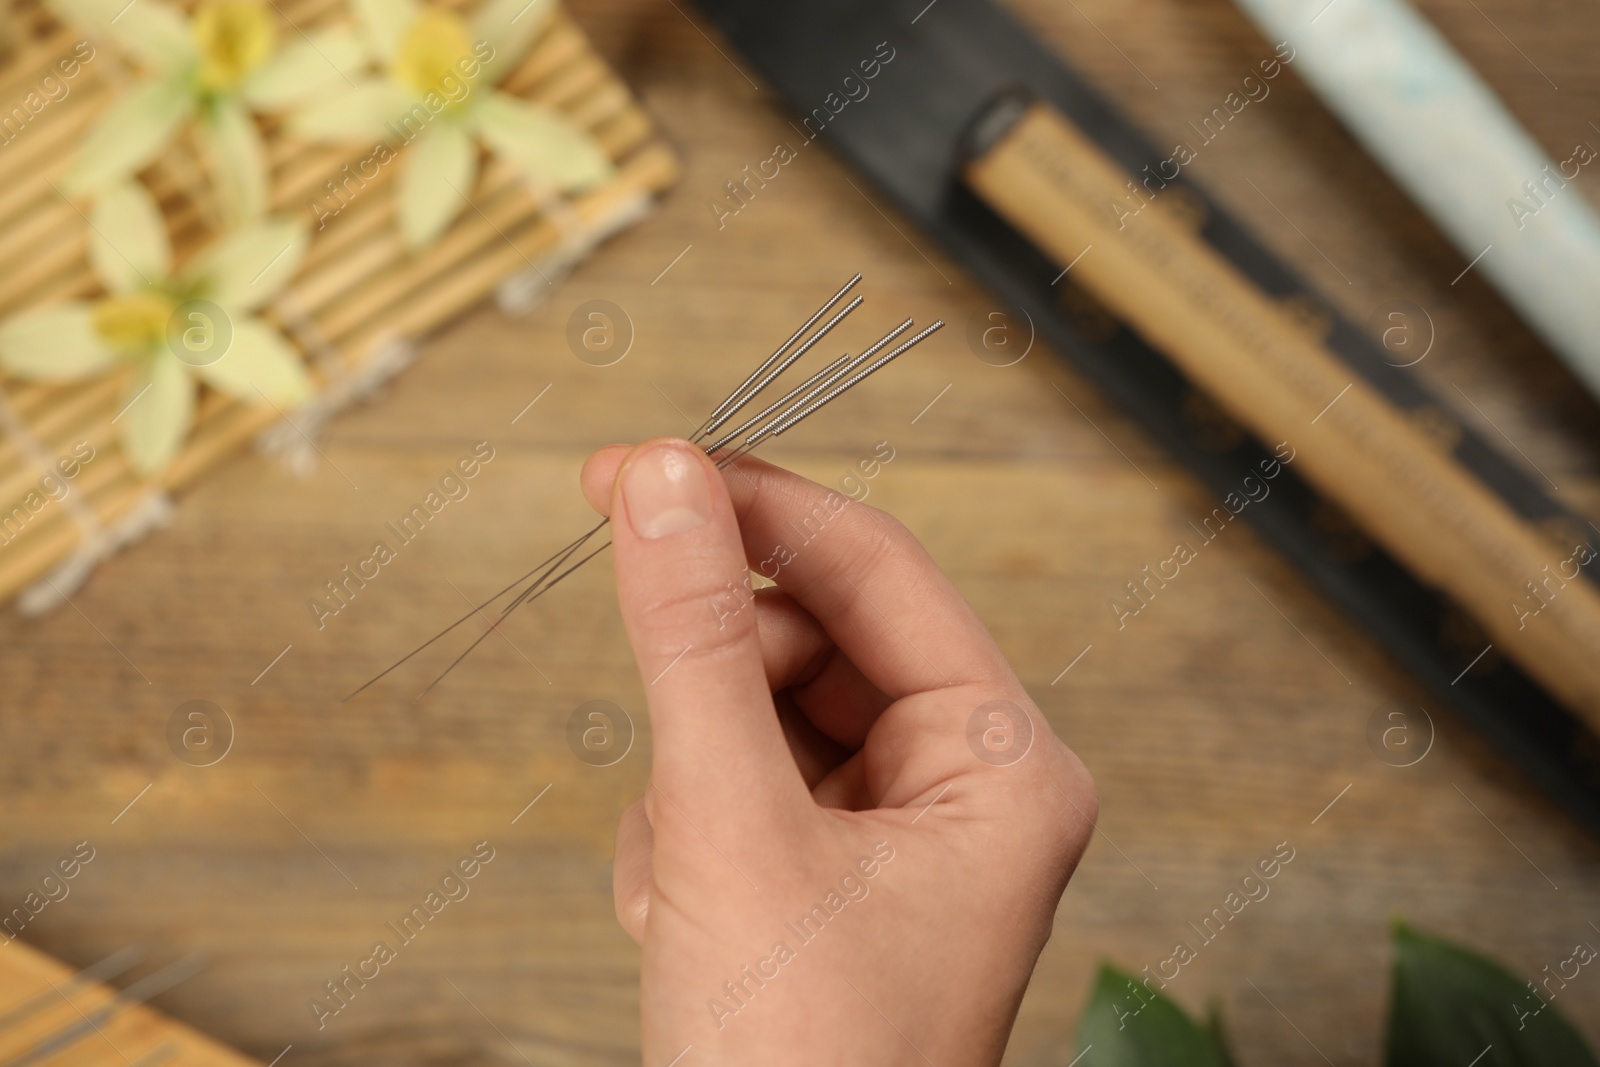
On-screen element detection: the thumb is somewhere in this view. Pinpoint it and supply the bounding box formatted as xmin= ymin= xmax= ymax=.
xmin=609 ymin=439 xmax=805 ymax=824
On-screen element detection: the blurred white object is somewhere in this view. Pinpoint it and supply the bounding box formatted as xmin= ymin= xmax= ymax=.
xmin=1233 ymin=0 xmax=1600 ymax=402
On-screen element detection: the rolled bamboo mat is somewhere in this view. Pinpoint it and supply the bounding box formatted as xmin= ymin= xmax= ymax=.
xmin=0 ymin=0 xmax=679 ymax=608
xmin=0 ymin=939 xmax=261 ymax=1066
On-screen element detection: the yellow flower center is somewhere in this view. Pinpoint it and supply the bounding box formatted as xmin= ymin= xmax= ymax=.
xmin=92 ymin=292 xmax=176 ymax=354
xmin=192 ymin=0 xmax=276 ymax=93
xmin=394 ymin=9 xmax=474 ymax=102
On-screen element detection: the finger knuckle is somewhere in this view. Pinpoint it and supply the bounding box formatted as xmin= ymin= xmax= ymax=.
xmin=848 ymin=500 xmax=914 ymax=558
xmin=633 ymin=568 xmax=758 ymax=657
xmin=1041 ymin=743 xmax=1098 ymax=846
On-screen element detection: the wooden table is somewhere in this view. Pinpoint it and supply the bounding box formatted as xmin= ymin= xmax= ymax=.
xmin=3 ymin=0 xmax=1598 ymax=1062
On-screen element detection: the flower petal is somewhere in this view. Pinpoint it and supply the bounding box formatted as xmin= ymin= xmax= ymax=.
xmin=242 ymin=27 xmax=369 ymax=110
xmin=398 ymin=120 xmax=476 ymax=250
xmin=353 ymin=0 xmax=421 ymax=63
xmin=192 ymin=319 xmax=311 ymax=405
xmin=203 ymin=99 xmax=268 ymax=224
xmin=120 ymin=351 xmax=194 ymax=477
xmin=187 ymin=219 xmax=307 ymax=311
xmin=470 ymin=0 xmax=552 ymax=84
xmin=50 ymin=0 xmax=194 ymax=69
xmin=65 ymin=78 xmax=193 ymax=195
xmin=0 ymin=304 xmax=118 ymax=380
xmin=89 ymin=182 xmax=171 ymax=294
xmin=471 ymin=92 xmax=611 ymax=193
xmin=287 ymin=78 xmax=413 ymax=142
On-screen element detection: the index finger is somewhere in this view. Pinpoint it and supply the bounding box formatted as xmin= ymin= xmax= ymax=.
xmin=583 ymin=445 xmax=1015 ymax=700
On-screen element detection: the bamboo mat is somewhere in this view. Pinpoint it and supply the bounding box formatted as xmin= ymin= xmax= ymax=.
xmin=0 ymin=941 xmax=259 ymax=1066
xmin=0 ymin=0 xmax=677 ymax=609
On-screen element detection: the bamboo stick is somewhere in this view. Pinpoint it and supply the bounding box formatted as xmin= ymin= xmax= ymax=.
xmin=967 ymin=100 xmax=1600 ymax=728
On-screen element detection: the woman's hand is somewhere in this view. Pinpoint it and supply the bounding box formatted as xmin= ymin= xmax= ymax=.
xmin=581 ymin=439 xmax=1096 ymax=1066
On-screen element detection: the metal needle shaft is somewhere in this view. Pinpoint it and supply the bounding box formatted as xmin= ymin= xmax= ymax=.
xmin=701 ymin=273 xmax=861 ymax=431
xmin=356 ymin=276 xmax=938 ymax=702
xmin=707 ymin=318 xmax=914 ymax=454
xmin=754 ymin=321 xmax=946 ymax=444
xmin=702 ymin=294 xmax=864 ymax=436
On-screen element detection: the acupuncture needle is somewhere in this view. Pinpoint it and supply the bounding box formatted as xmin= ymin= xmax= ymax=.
xmin=699 ymin=272 xmax=861 ymax=434
xmin=748 ymin=320 xmax=948 ymax=446
xmin=414 ymin=317 xmax=944 ymax=697
xmin=345 ymin=277 xmax=867 ymax=703
xmin=707 ymin=321 xmax=946 ymax=481
xmin=339 ymin=521 xmax=605 ymax=702
xmin=0 ymin=954 xmax=206 ymax=1067
xmin=0 ymin=945 xmax=146 ymax=1035
xmin=422 ymin=313 xmax=919 ymax=675
xmin=699 ymin=293 xmax=865 ymax=438
xmin=705 ymin=318 xmax=914 ymax=453
xmin=411 ymin=327 xmax=894 ymax=702
xmin=411 ymin=442 xmax=790 ymax=701
xmin=411 ymin=318 xmax=944 ymax=699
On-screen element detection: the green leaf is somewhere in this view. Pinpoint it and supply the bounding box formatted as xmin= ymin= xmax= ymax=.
xmin=1387 ymin=922 xmax=1600 ymax=1066
xmin=1074 ymin=964 xmax=1235 ymax=1067
xmin=1205 ymin=1006 xmax=1239 ymax=1067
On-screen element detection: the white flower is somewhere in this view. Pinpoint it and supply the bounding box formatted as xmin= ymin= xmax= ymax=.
xmin=53 ymin=0 xmax=365 ymax=222
xmin=0 ymin=183 xmax=312 ymax=476
xmin=290 ymin=0 xmax=612 ymax=248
